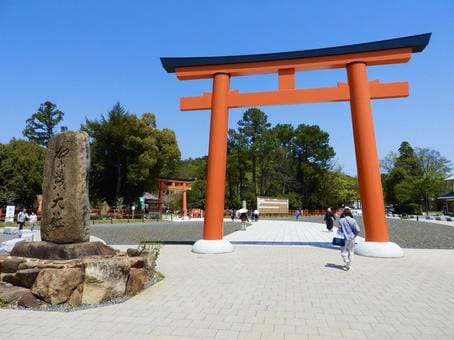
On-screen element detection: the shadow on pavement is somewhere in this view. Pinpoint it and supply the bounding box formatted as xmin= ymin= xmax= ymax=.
xmin=325 ymin=263 xmax=346 ymax=271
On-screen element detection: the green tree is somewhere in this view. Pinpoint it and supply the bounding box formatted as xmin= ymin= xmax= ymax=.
xmin=23 ymin=101 xmax=64 ymax=147
xmin=382 ymin=141 xmax=451 ymax=213
xmin=224 ymin=108 xmax=338 ymax=210
xmin=237 ymin=108 xmax=271 ymax=203
xmin=292 ymin=124 xmax=335 ymax=208
xmin=82 ymin=103 xmax=180 ymax=205
xmin=268 ymin=124 xmax=296 ymax=195
xmin=316 ymin=170 xmax=359 ymax=208
xmin=226 ymin=129 xmax=251 ymax=208
xmin=0 ymin=139 xmax=46 ymax=206
xmin=414 ymin=148 xmax=451 ymax=214
xmin=383 ymin=141 xmax=421 ymax=212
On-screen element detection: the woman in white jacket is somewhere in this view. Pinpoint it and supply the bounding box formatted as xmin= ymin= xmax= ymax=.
xmin=338 ymin=207 xmax=360 ymax=271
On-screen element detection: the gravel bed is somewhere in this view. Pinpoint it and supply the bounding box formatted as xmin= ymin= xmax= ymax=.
xmin=1 ymin=218 xmax=453 ymax=249
xmin=294 ymin=216 xmax=454 ymax=249
xmin=90 ymin=221 xmax=242 ymax=245
xmin=0 ymin=221 xmax=242 ymax=245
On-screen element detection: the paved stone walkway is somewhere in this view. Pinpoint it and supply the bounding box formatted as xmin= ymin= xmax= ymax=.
xmin=1 ymin=221 xmax=454 ymax=339
xmin=225 ymin=220 xmax=364 ymax=245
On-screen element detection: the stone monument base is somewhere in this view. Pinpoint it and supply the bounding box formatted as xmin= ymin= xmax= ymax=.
xmin=10 ymin=241 xmax=116 ymax=260
xmin=0 ymin=248 xmax=159 ymax=308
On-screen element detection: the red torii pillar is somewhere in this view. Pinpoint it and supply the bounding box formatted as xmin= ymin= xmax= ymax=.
xmin=204 ymin=73 xmax=230 ymax=240
xmin=162 ymin=33 xmax=430 ymax=256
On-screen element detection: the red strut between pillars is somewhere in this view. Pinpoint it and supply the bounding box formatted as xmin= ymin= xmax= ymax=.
xmin=347 ymin=62 xmax=389 ymax=242
xmin=203 ymin=73 xmax=230 ymax=240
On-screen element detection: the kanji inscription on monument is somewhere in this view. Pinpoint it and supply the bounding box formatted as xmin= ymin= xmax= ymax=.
xmin=41 ymin=132 xmax=90 ymax=243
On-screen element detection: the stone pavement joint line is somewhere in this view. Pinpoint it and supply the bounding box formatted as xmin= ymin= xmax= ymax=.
xmin=1 ymin=221 xmax=453 ymax=339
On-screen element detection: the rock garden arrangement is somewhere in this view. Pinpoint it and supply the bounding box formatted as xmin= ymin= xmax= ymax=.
xmin=0 ymin=246 xmax=160 ymax=309
xmin=0 ymin=132 xmax=162 ymax=310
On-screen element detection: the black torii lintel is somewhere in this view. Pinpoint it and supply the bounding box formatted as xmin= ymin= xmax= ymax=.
xmin=161 ymin=33 xmax=431 ymax=73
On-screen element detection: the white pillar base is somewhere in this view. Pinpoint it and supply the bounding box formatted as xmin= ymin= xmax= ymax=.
xmin=354 ymin=241 xmax=404 ymax=258
xmin=192 ymin=239 xmax=234 ymax=254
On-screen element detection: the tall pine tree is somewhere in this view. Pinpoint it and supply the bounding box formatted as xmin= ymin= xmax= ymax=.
xmin=23 ymin=101 xmax=64 ymax=147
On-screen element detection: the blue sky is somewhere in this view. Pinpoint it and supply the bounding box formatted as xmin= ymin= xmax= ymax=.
xmin=0 ymin=0 xmax=453 ymax=175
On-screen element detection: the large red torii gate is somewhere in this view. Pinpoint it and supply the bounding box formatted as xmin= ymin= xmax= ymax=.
xmin=161 ymin=33 xmax=430 ymax=256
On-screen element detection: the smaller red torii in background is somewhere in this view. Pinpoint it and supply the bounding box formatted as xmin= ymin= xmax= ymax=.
xmin=157 ymin=177 xmax=193 ymax=218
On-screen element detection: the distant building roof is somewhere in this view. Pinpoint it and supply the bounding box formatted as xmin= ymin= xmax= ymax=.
xmin=438 ymin=191 xmax=454 ymax=201
xmin=158 ymin=177 xmax=194 ymax=182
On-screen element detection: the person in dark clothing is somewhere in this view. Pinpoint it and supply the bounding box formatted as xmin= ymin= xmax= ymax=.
xmin=323 ymin=207 xmax=336 ymax=232
xmin=240 ymin=212 xmax=249 ymax=231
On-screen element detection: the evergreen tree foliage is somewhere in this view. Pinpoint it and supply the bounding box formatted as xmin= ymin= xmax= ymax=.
xmin=382 ymin=141 xmax=451 ymax=213
xmin=82 ymin=103 xmax=180 ymax=205
xmin=23 ymin=101 xmax=64 ymax=147
xmin=0 ymin=139 xmax=46 ymax=207
xmin=224 ymin=107 xmax=345 ymax=210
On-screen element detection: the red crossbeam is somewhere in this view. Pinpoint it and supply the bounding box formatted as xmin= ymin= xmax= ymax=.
xmin=180 ymin=81 xmax=408 ymax=111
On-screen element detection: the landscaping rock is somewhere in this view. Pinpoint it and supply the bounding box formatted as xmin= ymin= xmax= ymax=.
xmin=3 ymin=269 xmax=41 ymax=289
xmin=11 ymin=241 xmax=116 ymax=260
xmin=0 ymin=257 xmax=26 ymax=273
xmin=68 ymin=283 xmax=83 ymax=306
xmin=31 ymin=268 xmax=82 ymax=304
xmin=18 ymin=258 xmax=81 ymax=270
xmin=0 ymin=282 xmax=29 ymax=305
xmin=98 ymin=201 xmax=110 ymax=217
xmin=81 ymin=257 xmax=130 ymax=304
xmin=126 ymin=248 xmax=140 ymax=257
xmin=126 ymin=268 xmax=145 ymax=295
xmin=128 ymin=257 xmax=145 ymax=269
xmin=17 ymin=292 xmax=46 ymax=308
xmin=141 ymin=251 xmax=157 ymax=273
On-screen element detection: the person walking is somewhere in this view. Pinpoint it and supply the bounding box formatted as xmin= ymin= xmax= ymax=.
xmin=338 ymin=207 xmax=360 ymax=271
xmin=253 ymin=209 xmax=259 ymax=222
xmin=294 ymin=209 xmax=300 ymax=220
xmin=240 ymin=212 xmax=249 ymax=231
xmin=230 ymin=209 xmax=235 ymax=221
xmin=17 ymin=208 xmax=28 ymax=238
xmin=29 ymin=212 xmax=37 ymax=232
xmin=323 ymin=207 xmax=336 ymax=232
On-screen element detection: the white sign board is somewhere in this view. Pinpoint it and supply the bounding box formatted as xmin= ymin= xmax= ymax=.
xmin=257 ymin=197 xmax=289 ymax=214
xmin=5 ymin=205 xmax=15 ymax=223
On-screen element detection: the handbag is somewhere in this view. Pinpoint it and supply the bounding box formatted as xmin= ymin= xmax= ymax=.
xmin=332 ymin=228 xmax=345 ymax=247
xmin=332 ymin=236 xmax=345 ymax=247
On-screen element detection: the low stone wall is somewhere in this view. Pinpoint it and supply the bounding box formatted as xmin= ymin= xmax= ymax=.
xmin=0 ymin=248 xmax=157 ymax=309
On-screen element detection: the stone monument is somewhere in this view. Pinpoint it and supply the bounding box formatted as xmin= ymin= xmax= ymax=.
xmin=11 ymin=132 xmax=115 ymax=259
xmin=41 ymin=131 xmax=90 ymax=243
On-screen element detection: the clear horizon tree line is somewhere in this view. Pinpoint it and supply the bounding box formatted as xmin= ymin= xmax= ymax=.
xmin=0 ymin=101 xmax=451 ymax=214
